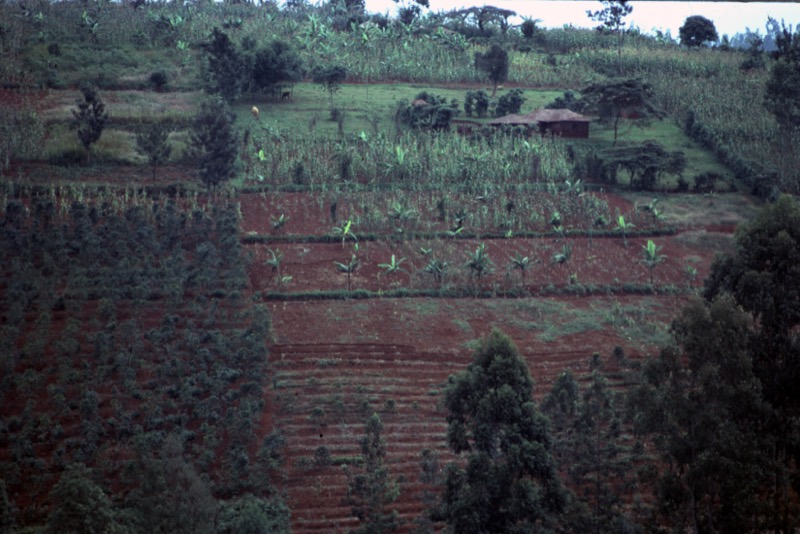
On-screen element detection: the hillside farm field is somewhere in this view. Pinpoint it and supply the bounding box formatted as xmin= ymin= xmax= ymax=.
xmin=236 ymin=188 xmax=758 ymax=532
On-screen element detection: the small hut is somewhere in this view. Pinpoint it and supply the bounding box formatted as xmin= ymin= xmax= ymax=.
xmin=489 ymin=109 xmax=591 ymax=138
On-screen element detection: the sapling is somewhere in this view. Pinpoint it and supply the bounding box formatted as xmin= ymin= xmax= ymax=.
xmin=640 ymin=239 xmax=666 ymax=285
xmin=616 ymin=214 xmax=635 ymax=248
xmin=508 ymin=252 xmax=538 ymax=287
xmin=552 ymin=243 xmax=572 ymax=265
xmin=334 ymin=254 xmax=360 ymax=292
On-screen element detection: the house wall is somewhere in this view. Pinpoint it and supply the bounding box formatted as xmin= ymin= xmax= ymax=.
xmin=542 ymin=121 xmax=590 ymax=138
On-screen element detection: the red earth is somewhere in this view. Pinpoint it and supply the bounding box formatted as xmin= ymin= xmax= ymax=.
xmin=239 ymin=189 xmax=748 ymax=533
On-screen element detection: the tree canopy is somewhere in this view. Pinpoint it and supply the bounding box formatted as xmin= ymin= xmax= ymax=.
xmin=679 ymin=15 xmax=718 ymax=47
xmin=188 ymin=97 xmax=239 ymax=191
xmin=580 ymin=78 xmax=663 ymax=145
xmin=251 ymin=39 xmax=304 ymax=96
xmin=438 ymin=329 xmax=566 ymax=533
xmin=474 ymin=44 xmax=509 ymax=96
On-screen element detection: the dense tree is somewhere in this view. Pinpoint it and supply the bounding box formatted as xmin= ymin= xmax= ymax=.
xmin=395 ymin=91 xmax=459 ymax=131
xmin=344 ymin=412 xmax=401 ymax=533
xmin=495 ymin=88 xmax=525 ymax=117
xmin=45 ymin=464 xmax=124 ymax=534
xmin=216 ymin=494 xmax=291 ymax=534
xmin=438 ymin=329 xmax=566 ymax=533
xmin=764 ymin=21 xmax=800 ymax=154
xmin=187 ymin=97 xmax=238 ymax=191
xmin=474 ymin=44 xmax=509 ymax=97
xmin=202 ymin=27 xmax=246 ymax=102
xmin=542 ymin=358 xmax=638 ymax=533
xmin=587 ymin=0 xmax=632 ymax=69
xmin=580 ymin=78 xmax=663 ymax=145
xmin=70 ymin=85 xmax=108 ymax=165
xmin=679 ymin=15 xmax=718 ymax=47
xmin=250 ymin=40 xmax=304 ymax=97
xmin=0 ymin=479 xmax=13 ymax=534
xmin=600 ymin=140 xmax=685 ymax=189
xmin=629 ymin=296 xmax=770 ymax=532
xmin=135 ymin=121 xmax=172 ymax=181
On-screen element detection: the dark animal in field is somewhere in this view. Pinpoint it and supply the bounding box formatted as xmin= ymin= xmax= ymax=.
xmin=281 ymin=91 xmax=291 ymax=100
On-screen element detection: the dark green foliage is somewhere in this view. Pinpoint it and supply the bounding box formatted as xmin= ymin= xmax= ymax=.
xmin=545 ymin=90 xmax=586 ymax=113
xmin=122 ymin=436 xmax=217 ymax=534
xmin=188 ymin=97 xmax=238 ymax=191
xmin=0 ymin=479 xmax=14 ymax=534
xmin=679 ymin=15 xmax=718 ymax=47
xmin=587 ymin=0 xmax=632 ymax=69
xmin=541 ymin=360 xmax=638 ymax=533
xmin=216 ymin=494 xmax=291 ymax=534
xmin=344 ymin=412 xmax=401 ymax=533
xmin=396 ymin=92 xmax=459 ymax=131
xmin=438 ymin=329 xmax=566 ymax=533
xmin=580 ymin=78 xmax=663 ymax=145
xmin=464 ymin=90 xmax=490 ymax=118
xmin=629 ymin=296 xmax=770 ymax=532
xmin=251 ymin=40 xmax=304 ymax=97
xmin=45 ymin=464 xmax=124 ymax=534
xmin=598 ymin=140 xmax=685 ymax=190
xmin=135 ymin=121 xmax=172 ymax=181
xmin=148 ymin=70 xmax=168 ymax=91
xmin=312 ymin=64 xmax=347 ymax=107
xmin=70 ymin=85 xmax=108 ymax=164
xmin=764 ymin=22 xmax=800 ymax=148
xmin=202 ymin=27 xmax=246 ymax=102
xmin=520 ymin=18 xmax=538 ymax=39
xmin=474 ymin=44 xmax=509 ymax=96
xmin=494 ymin=88 xmax=525 ymax=117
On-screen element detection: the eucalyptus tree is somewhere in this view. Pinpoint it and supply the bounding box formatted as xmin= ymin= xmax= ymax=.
xmin=438 ymin=329 xmax=567 ymax=532
xmin=586 ymin=0 xmax=632 ymax=71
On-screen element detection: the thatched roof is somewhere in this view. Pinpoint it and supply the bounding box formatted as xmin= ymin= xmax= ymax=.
xmin=489 ymin=108 xmax=591 ymax=125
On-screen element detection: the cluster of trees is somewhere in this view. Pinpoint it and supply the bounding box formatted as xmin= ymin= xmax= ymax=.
xmin=0 ymin=195 xmax=288 ymax=531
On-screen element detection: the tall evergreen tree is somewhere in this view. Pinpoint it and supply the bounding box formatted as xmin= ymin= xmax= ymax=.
xmin=70 ymin=85 xmax=108 ymax=165
xmin=629 ymin=296 xmax=771 ymax=532
xmin=202 ymin=27 xmax=246 ymax=102
xmin=438 ymin=329 xmax=566 ymax=533
xmin=344 ymin=412 xmax=401 ymax=534
xmin=188 ymin=97 xmax=238 ymax=191
xmin=542 ymin=357 xmax=638 ymax=533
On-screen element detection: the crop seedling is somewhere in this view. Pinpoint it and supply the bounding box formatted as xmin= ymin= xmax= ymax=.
xmin=685 ymin=265 xmax=698 ymax=289
xmin=465 ymin=243 xmax=494 ymax=285
xmin=552 ymin=243 xmax=572 ymax=265
xmin=332 ymin=218 xmax=357 ymax=246
xmin=508 ymin=252 xmax=539 ymax=287
xmin=423 ymin=257 xmax=449 ymax=288
xmin=271 ymin=213 xmax=289 ymax=231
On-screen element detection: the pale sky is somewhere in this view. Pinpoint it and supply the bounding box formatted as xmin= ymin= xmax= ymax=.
xmin=362 ymin=1 xmax=800 ymax=38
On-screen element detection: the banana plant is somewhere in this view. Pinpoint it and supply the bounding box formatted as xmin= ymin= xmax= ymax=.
xmin=265 ymin=247 xmax=283 ymax=272
xmin=423 ymin=257 xmax=448 ymax=288
xmin=334 ymin=254 xmax=360 ymax=292
xmin=616 ymin=214 xmax=635 ymax=248
xmin=465 ymin=243 xmax=494 ymax=284
xmin=378 ymin=254 xmax=406 ymax=276
xmin=684 ymin=265 xmax=698 ymax=289
xmin=551 ymin=243 xmax=572 ymax=265
xmin=332 ymin=218 xmax=357 ymax=247
xmin=508 ymin=252 xmax=539 ymax=287
xmin=640 ymin=240 xmax=666 ymax=285
xmin=271 ymin=213 xmax=289 ymax=231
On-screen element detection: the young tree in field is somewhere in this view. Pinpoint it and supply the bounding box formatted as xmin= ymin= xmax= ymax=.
xmin=580 ymin=78 xmax=663 ymax=146
xmin=216 ymin=495 xmax=291 ymax=534
xmin=679 ymin=15 xmax=718 ymax=47
xmin=188 ymin=97 xmax=238 ymax=191
xmin=45 ymin=464 xmax=124 ymax=534
xmin=251 ymin=39 xmax=304 ymax=98
xmin=464 ymin=243 xmax=494 ymax=286
xmin=438 ymin=329 xmax=567 ymax=532
xmin=202 ymin=27 xmax=246 ymax=102
xmin=474 ymin=44 xmax=509 ymax=97
xmin=312 ymin=64 xmax=347 ymax=108
xmin=71 ymin=84 xmax=108 ymax=165
xmin=628 ymin=296 xmax=771 ymax=533
xmin=135 ymin=121 xmax=172 ymax=181
xmin=344 ymin=412 xmax=401 ymax=534
xmin=587 ymin=0 xmax=632 ymax=68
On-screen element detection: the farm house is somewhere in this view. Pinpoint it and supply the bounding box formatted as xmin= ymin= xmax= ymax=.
xmin=490 ymin=108 xmax=591 ymax=138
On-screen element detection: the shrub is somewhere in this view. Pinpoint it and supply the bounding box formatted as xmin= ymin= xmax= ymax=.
xmin=148 ymin=70 xmax=168 ymax=91
xmin=495 ymin=88 xmax=525 ymax=117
